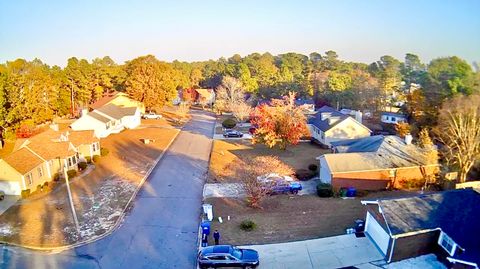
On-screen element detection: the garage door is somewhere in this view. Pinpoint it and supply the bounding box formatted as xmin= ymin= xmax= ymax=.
xmin=365 ymin=212 xmax=390 ymax=255
xmin=0 ymin=181 xmax=21 ymax=195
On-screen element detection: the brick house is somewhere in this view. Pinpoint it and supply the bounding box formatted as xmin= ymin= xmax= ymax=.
xmin=317 ymin=135 xmax=439 ymax=190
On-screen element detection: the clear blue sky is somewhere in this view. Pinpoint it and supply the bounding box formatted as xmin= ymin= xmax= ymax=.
xmin=1 ymin=0 xmax=479 ymax=67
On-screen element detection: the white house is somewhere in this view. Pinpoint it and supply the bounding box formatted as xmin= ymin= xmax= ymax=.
xmin=71 ymin=104 xmax=141 ymax=138
xmin=361 ymin=189 xmax=480 ymax=267
xmin=308 ymin=106 xmax=371 ymax=147
xmin=381 ymin=112 xmax=407 ymax=124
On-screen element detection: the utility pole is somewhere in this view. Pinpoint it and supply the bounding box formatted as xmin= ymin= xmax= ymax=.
xmin=59 ymin=157 xmax=81 ymax=237
xmin=70 ymin=79 xmax=75 ymax=117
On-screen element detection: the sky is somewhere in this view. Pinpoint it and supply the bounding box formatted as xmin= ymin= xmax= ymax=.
xmin=1 ymin=0 xmax=479 ymax=67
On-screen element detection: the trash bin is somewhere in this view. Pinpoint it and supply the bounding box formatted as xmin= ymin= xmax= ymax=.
xmin=203 ymin=204 xmax=213 ymax=221
xmin=339 ymin=187 xmax=347 ymax=197
xmin=355 ymin=219 xmax=365 ymax=233
xmin=346 ymin=187 xmax=357 ymax=197
xmin=201 ymin=221 xmax=211 ymax=236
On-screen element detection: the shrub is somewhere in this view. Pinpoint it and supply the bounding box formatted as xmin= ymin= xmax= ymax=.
xmin=100 ymin=147 xmax=109 ymax=156
xmin=53 ymin=172 xmax=60 ymax=181
xmin=93 ymin=155 xmax=100 ymax=162
xmin=36 ymin=184 xmax=42 ymax=192
xmin=43 ymin=181 xmax=49 ymax=187
xmin=308 ymin=164 xmax=318 ymax=172
xmin=21 ymin=189 xmax=31 ymax=198
xmin=67 ymin=169 xmax=77 ymax=178
xmin=78 ymin=162 xmax=88 ymax=170
xmin=295 ymin=169 xmax=314 ymax=181
xmin=240 ymin=220 xmax=257 ymax=231
xmin=85 ymin=156 xmax=92 ymax=164
xmin=222 ymin=118 xmax=237 ymax=129
xmin=316 ymin=183 xmax=333 ymax=197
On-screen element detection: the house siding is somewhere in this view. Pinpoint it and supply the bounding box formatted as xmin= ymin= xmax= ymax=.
xmin=324 ymin=117 xmax=371 ymax=146
xmin=331 ymin=165 xmax=439 ymax=190
xmin=390 ymin=231 xmax=441 ymax=262
xmin=0 ymin=161 xmax=23 ymax=195
xmin=71 ymin=115 xmax=108 ymax=138
xmin=23 ymin=162 xmax=51 ymax=191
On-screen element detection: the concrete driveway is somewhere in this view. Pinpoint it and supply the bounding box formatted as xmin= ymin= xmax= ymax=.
xmin=0 ymin=195 xmax=19 ymax=215
xmin=203 ymin=178 xmax=319 ymax=198
xmin=242 ymin=234 xmax=384 ymax=269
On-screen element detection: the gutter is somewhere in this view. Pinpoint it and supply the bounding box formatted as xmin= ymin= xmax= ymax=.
xmin=447 ymin=258 xmax=478 ymax=269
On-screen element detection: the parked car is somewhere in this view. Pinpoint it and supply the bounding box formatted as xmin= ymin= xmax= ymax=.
xmin=198 ymin=245 xmax=259 ymax=269
xmin=269 ymin=179 xmax=303 ymax=195
xmin=223 ymin=129 xmax=243 ymax=138
xmin=142 ymin=112 xmax=162 ymax=119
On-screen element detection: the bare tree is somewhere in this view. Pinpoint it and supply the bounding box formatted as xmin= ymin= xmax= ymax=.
xmin=176 ymin=102 xmax=190 ymax=119
xmin=436 ymin=94 xmax=480 ymax=183
xmin=216 ymin=76 xmax=245 ymax=113
xmin=233 ymin=156 xmax=294 ymax=208
xmin=231 ymin=101 xmax=253 ymax=123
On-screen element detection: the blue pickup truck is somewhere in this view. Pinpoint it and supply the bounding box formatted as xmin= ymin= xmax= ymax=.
xmin=269 ymin=180 xmax=303 ymax=195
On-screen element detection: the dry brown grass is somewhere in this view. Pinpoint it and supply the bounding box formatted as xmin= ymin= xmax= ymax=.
xmin=205 ymin=190 xmax=418 ymax=245
xmin=0 ymin=127 xmax=179 ymax=247
xmin=208 ymin=140 xmax=330 ymax=183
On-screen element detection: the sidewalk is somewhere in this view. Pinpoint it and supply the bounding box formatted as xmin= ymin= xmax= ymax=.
xmin=241 ymin=234 xmax=384 ymax=269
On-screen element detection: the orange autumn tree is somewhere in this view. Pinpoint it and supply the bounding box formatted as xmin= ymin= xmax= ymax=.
xmin=251 ymin=92 xmax=309 ymax=150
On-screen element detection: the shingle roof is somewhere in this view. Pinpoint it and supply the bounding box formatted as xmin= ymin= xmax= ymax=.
xmin=322 ymin=136 xmax=432 ymax=173
xmin=95 ymin=104 xmax=137 ymax=120
xmin=377 ymin=189 xmax=480 ymax=265
xmin=308 ymin=106 xmax=349 ymax=131
xmin=89 ymin=111 xmax=111 ymax=123
xmin=331 ymin=135 xmax=389 ymax=153
xmin=67 ymin=130 xmax=98 ymax=147
xmin=2 ymin=147 xmax=44 ymax=174
xmin=89 ymin=92 xmax=126 ymax=110
xmin=26 ymin=142 xmax=75 ymax=159
xmin=381 ymin=111 xmax=406 ymax=117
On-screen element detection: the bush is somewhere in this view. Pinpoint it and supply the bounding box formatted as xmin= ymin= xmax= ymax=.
xmin=43 ymin=181 xmax=48 ymax=187
xmin=308 ymin=164 xmax=318 ymax=172
xmin=295 ymin=169 xmax=314 ymax=181
xmin=222 ymin=118 xmax=237 ymax=129
xmin=78 ymin=162 xmax=88 ymax=170
xmin=100 ymin=147 xmax=109 ymax=156
xmin=240 ymin=220 xmax=257 ymax=231
xmin=85 ymin=156 xmax=92 ymax=164
xmin=317 ymin=183 xmax=333 ymax=197
xmin=67 ymin=169 xmax=77 ymax=178
xmin=21 ymin=189 xmax=31 ymax=198
xmin=53 ymin=172 xmax=61 ymax=181
xmin=93 ymin=155 xmax=100 ymax=162
xmin=36 ymin=184 xmax=42 ymax=192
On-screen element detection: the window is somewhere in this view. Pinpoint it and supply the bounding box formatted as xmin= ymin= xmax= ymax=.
xmin=438 ymin=232 xmax=457 ymax=256
xmin=37 ymin=167 xmax=43 ymax=177
xmin=391 ymin=116 xmax=396 ymax=122
xmin=67 ymin=156 xmax=77 ymax=167
xmin=92 ymin=142 xmax=99 ymax=152
xmin=68 ymin=157 xmax=72 ymax=167
xmin=26 ymin=173 xmax=33 ymax=186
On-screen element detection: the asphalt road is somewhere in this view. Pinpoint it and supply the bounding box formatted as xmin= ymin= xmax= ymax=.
xmin=0 ymin=110 xmax=216 ymax=269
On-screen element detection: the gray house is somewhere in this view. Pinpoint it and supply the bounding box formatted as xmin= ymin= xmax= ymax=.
xmin=362 ymin=189 xmax=480 ymax=268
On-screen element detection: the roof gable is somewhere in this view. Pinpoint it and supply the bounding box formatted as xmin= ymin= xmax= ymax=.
xmin=2 ymin=147 xmax=44 ymax=174
xmin=309 ymin=106 xmax=349 ymax=131
xmin=377 ymin=189 xmax=480 ymax=263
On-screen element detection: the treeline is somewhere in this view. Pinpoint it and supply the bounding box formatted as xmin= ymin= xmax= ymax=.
xmin=0 ymin=51 xmax=479 ymax=133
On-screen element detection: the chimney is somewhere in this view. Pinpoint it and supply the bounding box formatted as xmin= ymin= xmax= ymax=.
xmin=405 ymin=133 xmax=413 ymax=145
xmin=50 ymin=123 xmax=59 ymax=132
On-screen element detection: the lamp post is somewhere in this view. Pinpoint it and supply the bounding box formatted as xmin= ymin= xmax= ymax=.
xmin=58 ymin=157 xmax=81 ymax=237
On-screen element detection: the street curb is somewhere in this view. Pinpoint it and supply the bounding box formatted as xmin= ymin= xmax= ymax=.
xmin=1 ymin=129 xmax=182 ymax=253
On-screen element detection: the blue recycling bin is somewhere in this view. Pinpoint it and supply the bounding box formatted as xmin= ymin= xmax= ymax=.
xmin=201 ymin=221 xmax=211 ymax=236
xmin=346 ymin=187 xmax=357 ymax=197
